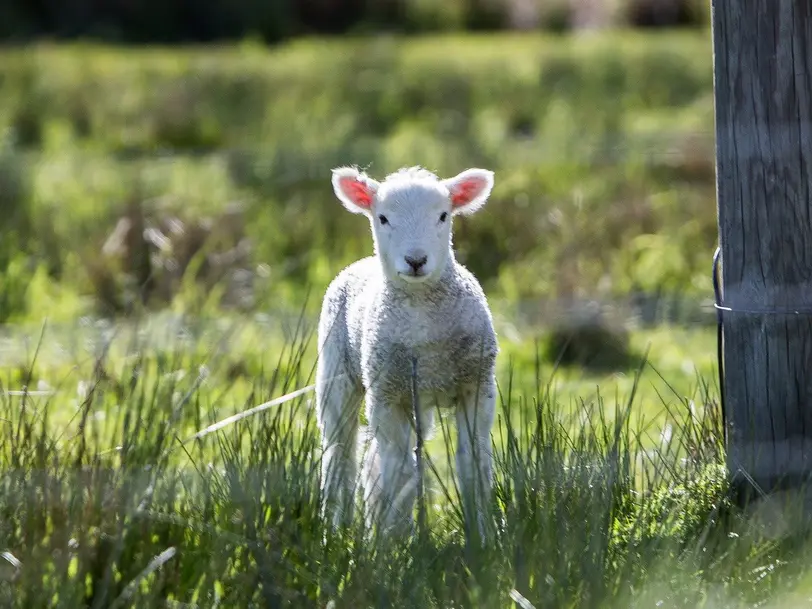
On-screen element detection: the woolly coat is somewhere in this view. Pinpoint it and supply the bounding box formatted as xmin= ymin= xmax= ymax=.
xmin=318 ymin=252 xmax=499 ymax=413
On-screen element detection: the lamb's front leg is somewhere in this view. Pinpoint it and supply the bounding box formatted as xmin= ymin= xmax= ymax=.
xmin=361 ymin=392 xmax=417 ymax=535
xmin=456 ymin=373 xmax=497 ymax=542
xmin=316 ymin=351 xmax=362 ymax=531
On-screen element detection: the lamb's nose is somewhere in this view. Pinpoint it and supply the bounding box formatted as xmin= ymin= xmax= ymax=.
xmin=405 ymin=254 xmax=428 ymax=271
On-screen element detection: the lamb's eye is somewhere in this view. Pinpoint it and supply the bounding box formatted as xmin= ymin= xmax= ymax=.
xmin=378 ymin=215 xmax=389 ymax=225
xmin=439 ymin=212 xmax=448 ymax=223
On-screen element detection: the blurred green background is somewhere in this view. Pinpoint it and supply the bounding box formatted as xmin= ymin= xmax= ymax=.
xmin=0 ymin=0 xmax=721 ymax=390
xmin=0 ymin=14 xmax=717 ymax=326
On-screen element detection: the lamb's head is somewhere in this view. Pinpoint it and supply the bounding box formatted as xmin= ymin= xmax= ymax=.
xmin=331 ymin=165 xmax=494 ymax=284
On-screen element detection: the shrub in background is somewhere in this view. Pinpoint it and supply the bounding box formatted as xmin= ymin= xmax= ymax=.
xmin=541 ymin=303 xmax=637 ymax=372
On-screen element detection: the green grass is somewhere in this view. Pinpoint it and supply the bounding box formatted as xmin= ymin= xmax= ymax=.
xmin=0 ymin=313 xmax=716 ymax=435
xmin=0 ymin=30 xmax=718 ymax=322
xmin=2 ymin=30 xmax=802 ymax=607
xmin=1 ymin=317 xmax=812 ymax=608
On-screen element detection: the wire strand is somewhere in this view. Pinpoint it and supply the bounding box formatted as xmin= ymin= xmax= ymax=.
xmin=712 ymin=247 xmax=727 ymax=446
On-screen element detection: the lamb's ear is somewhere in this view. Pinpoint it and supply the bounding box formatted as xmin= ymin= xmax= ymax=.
xmin=442 ymin=168 xmax=494 ymax=216
xmin=331 ymin=167 xmax=379 ymax=214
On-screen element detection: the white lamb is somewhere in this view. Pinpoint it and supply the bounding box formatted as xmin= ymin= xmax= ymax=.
xmin=315 ymin=165 xmax=499 ymax=539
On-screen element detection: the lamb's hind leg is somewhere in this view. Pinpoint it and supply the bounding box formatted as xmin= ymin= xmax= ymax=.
xmin=316 ymin=341 xmax=362 ymax=530
xmin=456 ymin=372 xmax=497 ymax=542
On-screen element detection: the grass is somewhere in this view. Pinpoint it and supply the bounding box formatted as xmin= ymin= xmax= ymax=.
xmin=1 ymin=314 xmax=812 ymax=608
xmin=0 ymin=311 xmax=717 ymax=435
xmin=0 ymin=30 xmax=718 ymax=323
xmin=2 ymin=29 xmax=807 ymax=608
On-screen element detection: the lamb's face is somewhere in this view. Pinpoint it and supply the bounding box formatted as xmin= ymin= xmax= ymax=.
xmin=331 ymin=166 xmax=495 ymax=286
xmin=369 ymin=181 xmax=452 ymax=283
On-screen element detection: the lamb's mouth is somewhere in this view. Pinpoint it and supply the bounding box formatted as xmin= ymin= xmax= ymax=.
xmin=399 ymin=270 xmax=430 ymax=283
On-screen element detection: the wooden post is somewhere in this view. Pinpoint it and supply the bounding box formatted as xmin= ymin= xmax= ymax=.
xmin=712 ymin=1 xmax=812 ymax=501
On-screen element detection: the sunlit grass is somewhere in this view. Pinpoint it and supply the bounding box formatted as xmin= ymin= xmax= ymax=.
xmin=1 ymin=311 xmax=811 ymax=608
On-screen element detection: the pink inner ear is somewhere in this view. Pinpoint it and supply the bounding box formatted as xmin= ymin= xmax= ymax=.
xmin=450 ymin=178 xmax=486 ymax=207
xmin=339 ymin=177 xmax=373 ymax=208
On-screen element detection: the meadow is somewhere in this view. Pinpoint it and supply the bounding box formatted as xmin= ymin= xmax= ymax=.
xmin=1 ymin=30 xmax=812 ymax=607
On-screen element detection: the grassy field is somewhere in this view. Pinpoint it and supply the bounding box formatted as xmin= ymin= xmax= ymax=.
xmin=0 ymin=29 xmax=724 ymax=424
xmin=0 ymin=31 xmax=718 ymax=322
xmin=2 ymin=317 xmax=812 ymax=608
xmin=2 ymin=30 xmax=812 ymax=608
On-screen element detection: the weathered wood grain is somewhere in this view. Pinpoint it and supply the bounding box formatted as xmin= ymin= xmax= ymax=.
xmin=713 ymin=1 xmax=812 ymax=498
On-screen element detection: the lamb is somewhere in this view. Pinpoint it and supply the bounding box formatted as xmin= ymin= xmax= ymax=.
xmin=315 ymin=165 xmax=499 ymax=539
